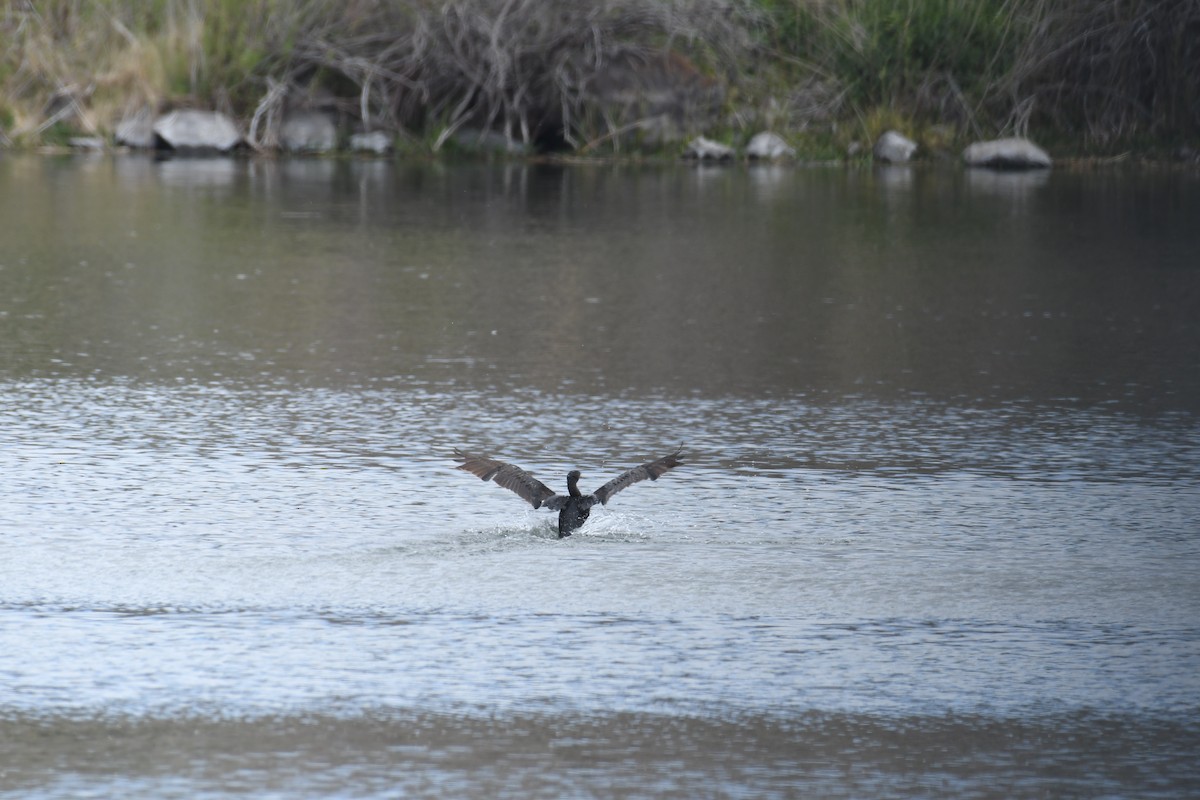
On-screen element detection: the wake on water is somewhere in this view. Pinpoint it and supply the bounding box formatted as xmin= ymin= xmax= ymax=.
xmin=456 ymin=509 xmax=659 ymax=548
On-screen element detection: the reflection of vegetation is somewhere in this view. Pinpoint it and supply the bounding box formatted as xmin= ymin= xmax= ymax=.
xmin=1 ymin=0 xmax=1196 ymax=155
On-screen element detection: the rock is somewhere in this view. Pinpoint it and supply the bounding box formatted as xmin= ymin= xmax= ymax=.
xmin=68 ymin=137 xmax=105 ymax=151
xmin=114 ymin=109 xmax=156 ymax=148
xmin=873 ymin=130 xmax=917 ymax=163
xmin=153 ymin=110 xmax=241 ymax=152
xmin=683 ymin=136 xmax=735 ymax=161
xmin=349 ymin=130 xmax=393 ymax=154
xmin=962 ymin=137 xmax=1051 ymax=170
xmin=746 ymin=132 xmax=795 ymax=160
xmin=450 ymin=128 xmax=529 ymax=155
xmin=280 ymin=110 xmax=338 ymax=153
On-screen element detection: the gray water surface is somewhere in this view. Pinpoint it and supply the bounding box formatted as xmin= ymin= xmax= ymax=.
xmin=1 ymin=156 xmax=1198 ymax=798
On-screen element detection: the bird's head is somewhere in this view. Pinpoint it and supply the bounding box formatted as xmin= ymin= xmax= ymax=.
xmin=567 ymin=470 xmax=582 ymax=482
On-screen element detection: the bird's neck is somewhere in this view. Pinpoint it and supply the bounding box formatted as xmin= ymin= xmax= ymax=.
xmin=567 ymin=476 xmax=582 ymax=497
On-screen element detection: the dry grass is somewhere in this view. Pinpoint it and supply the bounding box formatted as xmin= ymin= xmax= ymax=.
xmin=2 ymin=1 xmax=200 ymax=142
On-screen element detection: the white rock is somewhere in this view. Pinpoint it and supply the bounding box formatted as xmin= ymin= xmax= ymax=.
xmin=683 ymin=136 xmax=735 ymax=160
xmin=746 ymin=132 xmax=795 ymax=160
xmin=68 ymin=137 xmax=105 ymax=151
xmin=873 ymin=130 xmax=918 ymax=163
xmin=962 ymin=137 xmax=1051 ymax=169
xmin=350 ymin=130 xmax=393 ymax=154
xmin=153 ymin=110 xmax=241 ymax=152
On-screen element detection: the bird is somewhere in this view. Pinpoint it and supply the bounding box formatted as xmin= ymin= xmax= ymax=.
xmin=453 ymin=447 xmax=683 ymax=538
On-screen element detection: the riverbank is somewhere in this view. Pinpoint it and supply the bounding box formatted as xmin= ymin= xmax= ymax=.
xmin=2 ymin=0 xmax=1197 ymax=162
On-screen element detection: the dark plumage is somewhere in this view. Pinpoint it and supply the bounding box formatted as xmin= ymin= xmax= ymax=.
xmin=454 ymin=447 xmax=684 ymax=537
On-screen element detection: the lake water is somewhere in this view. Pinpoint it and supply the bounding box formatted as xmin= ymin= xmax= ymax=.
xmin=1 ymin=154 xmax=1198 ymax=798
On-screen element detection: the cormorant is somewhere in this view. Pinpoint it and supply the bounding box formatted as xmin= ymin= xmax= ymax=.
xmin=453 ymin=447 xmax=683 ymax=537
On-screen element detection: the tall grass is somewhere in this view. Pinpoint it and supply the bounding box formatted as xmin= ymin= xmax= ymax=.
xmin=768 ymin=0 xmax=1022 ymax=113
xmin=2 ymin=0 xmax=213 ymax=142
xmin=1007 ymin=0 xmax=1200 ymax=145
xmin=757 ymin=0 xmax=1199 ymax=149
xmin=758 ymin=0 xmax=1032 ymax=144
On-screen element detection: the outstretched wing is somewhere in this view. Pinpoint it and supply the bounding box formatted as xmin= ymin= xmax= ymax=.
xmin=592 ymin=447 xmax=683 ymax=505
xmin=454 ymin=450 xmax=558 ymax=509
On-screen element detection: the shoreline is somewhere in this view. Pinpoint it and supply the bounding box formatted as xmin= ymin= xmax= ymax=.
xmin=3 ymin=2 xmax=1195 ymax=166
xmin=12 ymin=142 xmax=1199 ymax=170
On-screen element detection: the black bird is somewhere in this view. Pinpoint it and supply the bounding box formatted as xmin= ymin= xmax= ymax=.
xmin=454 ymin=448 xmax=683 ymax=537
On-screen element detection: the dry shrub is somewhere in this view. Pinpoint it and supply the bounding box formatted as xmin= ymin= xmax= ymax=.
xmin=267 ymin=0 xmax=760 ymax=149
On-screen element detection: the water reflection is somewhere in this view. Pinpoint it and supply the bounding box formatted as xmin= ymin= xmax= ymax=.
xmin=874 ymin=163 xmax=916 ymax=192
xmin=3 ymin=156 xmax=1197 ymax=410
xmin=964 ymin=164 xmax=1051 ymax=196
xmin=155 ymin=158 xmax=243 ymax=192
